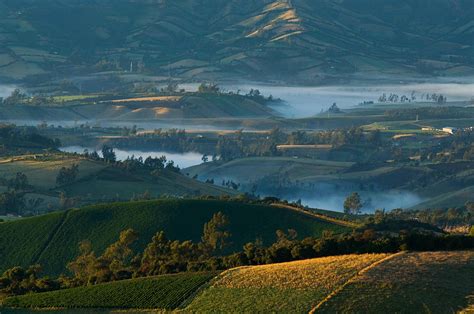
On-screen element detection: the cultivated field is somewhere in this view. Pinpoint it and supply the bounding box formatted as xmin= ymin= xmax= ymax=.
xmin=0 ymin=199 xmax=349 ymax=275
xmin=186 ymin=253 xmax=389 ymax=313
xmin=4 ymin=272 xmax=217 ymax=310
xmin=317 ymin=251 xmax=474 ymax=313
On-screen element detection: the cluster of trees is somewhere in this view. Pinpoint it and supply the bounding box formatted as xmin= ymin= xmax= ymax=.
xmin=387 ymin=203 xmax=474 ymax=230
xmin=286 ymin=127 xmax=381 ymax=146
xmin=377 ymin=92 xmax=446 ymax=104
xmin=0 ymin=173 xmax=31 ymax=215
xmin=2 ymin=210 xmax=473 ymax=298
xmin=56 ymin=164 xmax=79 ymax=186
xmin=385 ymin=107 xmax=473 ymax=120
xmin=0 ymin=89 xmax=27 ymax=106
xmin=198 ymin=83 xmax=220 ymax=94
xmin=0 ymin=124 xmax=60 ymax=152
xmin=82 ymin=145 xmax=180 ymax=173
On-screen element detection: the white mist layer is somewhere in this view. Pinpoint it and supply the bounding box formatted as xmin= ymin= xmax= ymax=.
xmin=291 ymin=190 xmax=424 ymax=213
xmin=60 ymin=146 xmax=204 ymax=168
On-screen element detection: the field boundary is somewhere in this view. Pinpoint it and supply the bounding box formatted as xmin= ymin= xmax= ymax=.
xmin=30 ymin=210 xmax=71 ymax=265
xmin=309 ymin=252 xmax=405 ymax=313
xmin=270 ymin=203 xmax=359 ymax=229
xmin=179 ymin=271 xmax=223 ymax=309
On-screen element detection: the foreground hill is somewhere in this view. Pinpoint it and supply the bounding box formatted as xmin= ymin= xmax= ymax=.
xmin=0 ymin=0 xmax=473 ymax=82
xmin=0 ymin=199 xmax=349 ymax=275
xmin=4 ymin=251 xmax=473 ymax=312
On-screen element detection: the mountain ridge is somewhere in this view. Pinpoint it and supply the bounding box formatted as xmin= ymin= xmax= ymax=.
xmin=0 ymin=0 xmax=473 ymax=83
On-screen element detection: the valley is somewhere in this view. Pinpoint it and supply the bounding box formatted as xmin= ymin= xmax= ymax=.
xmin=1 ymin=0 xmax=474 ymax=312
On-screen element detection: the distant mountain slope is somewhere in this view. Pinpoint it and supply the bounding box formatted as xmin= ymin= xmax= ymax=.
xmin=0 ymin=199 xmax=349 ymax=275
xmin=0 ymin=0 xmax=473 ymax=82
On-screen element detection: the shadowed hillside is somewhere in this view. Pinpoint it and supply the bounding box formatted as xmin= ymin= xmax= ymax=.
xmin=0 ymin=0 xmax=473 ymax=82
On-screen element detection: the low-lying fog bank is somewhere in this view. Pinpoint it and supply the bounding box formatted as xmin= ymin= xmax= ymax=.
xmin=0 ymin=84 xmax=15 ymax=98
xmin=288 ymin=190 xmax=424 ymax=213
xmin=60 ymin=146 xmax=204 ymax=168
xmin=219 ymin=81 xmax=474 ymax=118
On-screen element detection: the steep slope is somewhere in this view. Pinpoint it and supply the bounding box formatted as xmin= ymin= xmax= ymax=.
xmin=0 ymin=0 xmax=473 ymax=82
xmin=0 ymin=199 xmax=350 ymax=275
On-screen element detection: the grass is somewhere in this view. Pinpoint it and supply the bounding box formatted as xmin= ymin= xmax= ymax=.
xmin=4 ymin=272 xmax=217 ymax=310
xmin=0 ymin=154 xmax=232 ymax=204
xmin=186 ymin=254 xmax=389 ymax=313
xmin=186 ymin=156 xmax=353 ymax=182
xmin=0 ymin=199 xmax=350 ymax=276
xmin=317 ymin=251 xmax=474 ymax=313
xmin=0 ymin=211 xmax=66 ymax=272
xmin=0 ymin=155 xmax=106 ymax=189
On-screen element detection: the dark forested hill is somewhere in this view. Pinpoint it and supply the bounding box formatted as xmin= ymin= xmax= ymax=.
xmin=0 ymin=0 xmax=473 ymax=82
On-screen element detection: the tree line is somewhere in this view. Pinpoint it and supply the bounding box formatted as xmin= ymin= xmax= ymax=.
xmin=1 ymin=211 xmax=473 ymax=297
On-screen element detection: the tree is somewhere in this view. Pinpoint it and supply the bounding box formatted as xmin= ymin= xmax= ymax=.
xmin=8 ymin=172 xmax=29 ymax=190
xmin=0 ymin=191 xmax=25 ymax=215
xmin=2 ymin=89 xmax=26 ymax=106
xmin=67 ymin=240 xmax=98 ymax=285
xmin=201 ymin=212 xmax=231 ymax=254
xmin=344 ymin=192 xmax=363 ymax=215
xmin=56 ymin=164 xmax=79 ymax=186
xmin=101 ymin=229 xmax=139 ymax=276
xmin=101 ymin=145 xmax=116 ymax=163
xmin=139 ymin=231 xmax=171 ymax=276
xmin=198 ymin=83 xmax=220 ymax=93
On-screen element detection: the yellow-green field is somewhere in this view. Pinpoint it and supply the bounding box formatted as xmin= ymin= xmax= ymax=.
xmin=186 ymin=253 xmax=389 ymax=313
xmin=317 ymin=251 xmax=474 ymax=313
xmin=186 ymin=251 xmax=474 ymax=313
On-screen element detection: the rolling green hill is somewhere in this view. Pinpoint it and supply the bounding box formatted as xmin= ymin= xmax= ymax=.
xmin=0 ymin=199 xmax=350 ymax=276
xmin=0 ymin=0 xmax=473 ymax=82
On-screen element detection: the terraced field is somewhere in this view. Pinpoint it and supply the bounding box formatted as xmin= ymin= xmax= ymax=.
xmin=4 ymin=272 xmax=217 ymax=310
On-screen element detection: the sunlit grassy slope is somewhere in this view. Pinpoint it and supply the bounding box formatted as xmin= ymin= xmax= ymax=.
xmin=317 ymin=251 xmax=474 ymax=313
xmin=186 ymin=254 xmax=389 ymax=313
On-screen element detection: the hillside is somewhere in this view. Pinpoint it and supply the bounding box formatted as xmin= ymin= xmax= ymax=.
xmin=5 ymin=251 xmax=472 ymax=312
xmin=186 ymin=157 xmax=474 ymax=210
xmin=0 ymin=154 xmax=234 ymax=213
xmin=187 ymin=251 xmax=474 ymax=313
xmin=0 ymin=93 xmax=277 ymax=121
xmin=0 ymin=0 xmax=473 ymax=82
xmin=0 ymin=199 xmax=350 ymax=276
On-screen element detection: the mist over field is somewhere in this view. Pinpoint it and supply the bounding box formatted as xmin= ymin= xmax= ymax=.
xmin=221 ymin=80 xmax=474 ymax=118
xmin=293 ymin=191 xmax=424 ymax=213
xmin=0 ymin=85 xmax=15 ymax=99
xmin=60 ymin=146 xmax=203 ymax=168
